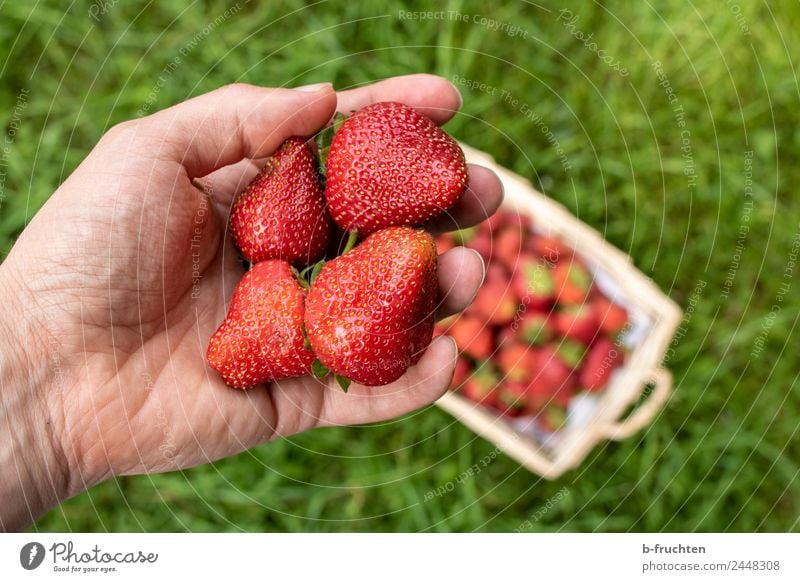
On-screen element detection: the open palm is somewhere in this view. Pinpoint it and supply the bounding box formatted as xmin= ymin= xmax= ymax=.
xmin=3 ymin=76 xmax=501 ymax=490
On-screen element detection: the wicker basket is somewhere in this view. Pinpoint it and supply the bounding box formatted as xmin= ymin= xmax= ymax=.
xmin=436 ymin=145 xmax=682 ymax=479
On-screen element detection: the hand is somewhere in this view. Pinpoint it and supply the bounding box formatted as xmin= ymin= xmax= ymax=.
xmin=0 ymin=74 xmax=502 ymax=530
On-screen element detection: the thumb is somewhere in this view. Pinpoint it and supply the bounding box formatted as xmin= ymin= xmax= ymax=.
xmin=138 ymin=83 xmax=336 ymax=178
xmin=262 ymin=336 xmax=458 ymax=437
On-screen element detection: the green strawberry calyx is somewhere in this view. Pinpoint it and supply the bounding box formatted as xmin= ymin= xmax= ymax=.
xmin=315 ymin=111 xmax=349 ymax=173
xmin=310 ymin=358 xmax=352 ymax=392
xmin=311 ymin=358 xmax=329 ymax=378
xmin=334 ymin=374 xmax=352 ymax=392
xmin=567 ymin=262 xmax=592 ymax=291
xmin=556 ymin=340 xmax=587 ymax=368
xmin=520 ymin=316 xmax=548 ymax=345
xmin=524 ymin=263 xmax=553 ymax=295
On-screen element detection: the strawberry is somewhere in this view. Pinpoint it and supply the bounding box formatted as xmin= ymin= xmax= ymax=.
xmin=552 ymin=258 xmax=593 ymax=305
xmin=496 ymin=381 xmax=530 ymax=417
xmin=507 ymin=211 xmax=534 ymax=234
xmin=495 ymin=325 xmax=517 ymax=349
xmin=325 ymin=102 xmax=468 ymax=235
xmin=447 ymin=315 xmax=494 ymax=360
xmin=496 ymin=340 xmax=537 ymax=384
xmin=517 ymin=311 xmax=552 ymax=346
xmin=531 ymin=346 xmax=575 ymax=394
xmin=494 ymin=228 xmax=523 ymax=269
xmin=484 ymin=209 xmax=509 ymax=233
xmin=451 ymin=357 xmax=472 ymax=390
xmin=555 ymin=339 xmax=588 ymax=369
xmin=305 ymin=227 xmax=438 ymax=387
xmin=592 ymin=295 xmax=629 ymax=336
xmin=434 ymin=314 xmax=455 ymax=334
xmin=579 ymin=337 xmax=624 ymax=392
xmin=526 ymin=381 xmax=558 ymax=413
xmin=461 ymin=361 xmax=500 ymax=408
xmin=552 ymin=304 xmax=599 ymax=344
xmin=206 ymin=260 xmax=314 ymax=388
xmin=531 ymin=234 xmax=570 ymax=264
xmin=466 ymin=229 xmax=492 ymax=262
xmin=538 ymin=404 xmax=569 ymax=432
xmin=230 ymin=137 xmax=332 ymax=265
xmin=435 ymin=232 xmax=456 ymax=255
xmin=485 ymin=210 xmax=533 ymax=237
xmin=471 ymin=265 xmax=519 ymax=326
xmin=512 ymin=252 xmax=555 ymax=310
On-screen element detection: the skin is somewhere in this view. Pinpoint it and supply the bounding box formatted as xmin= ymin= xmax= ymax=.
xmin=0 ymin=74 xmax=503 ymax=531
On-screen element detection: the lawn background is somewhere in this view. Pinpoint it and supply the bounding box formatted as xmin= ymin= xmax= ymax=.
xmin=1 ymin=0 xmax=798 ymax=532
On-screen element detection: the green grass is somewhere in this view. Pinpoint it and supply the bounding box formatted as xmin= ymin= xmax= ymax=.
xmin=2 ymin=0 xmax=799 ymax=532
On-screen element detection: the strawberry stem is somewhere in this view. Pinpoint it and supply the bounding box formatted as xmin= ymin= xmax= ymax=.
xmin=296 ymin=260 xmax=326 ymax=289
xmin=308 ymin=260 xmax=325 ymax=286
xmin=342 ymin=230 xmax=359 ymax=254
xmin=292 ymin=266 xmax=309 ymax=290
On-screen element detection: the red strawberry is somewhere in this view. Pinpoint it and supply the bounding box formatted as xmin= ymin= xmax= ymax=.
xmin=471 ymin=266 xmax=519 ymax=325
xmin=494 ymin=228 xmax=523 ymax=269
xmin=532 ymin=346 xmax=575 ymax=394
xmin=552 ymin=258 xmax=593 ymax=305
xmin=513 ymin=252 xmax=556 ymax=309
xmin=466 ymin=229 xmax=492 ymax=262
xmin=531 ymin=234 xmax=570 ymax=264
xmin=517 ymin=311 xmax=552 ymax=346
xmin=538 ymin=404 xmax=569 ymax=432
xmin=325 ymin=102 xmax=468 ymax=235
xmin=552 ymin=304 xmax=599 ymax=344
xmin=495 ymin=325 xmax=517 ymax=348
xmin=305 ymin=227 xmax=438 ymax=386
xmin=447 ymin=315 xmax=493 ymax=360
xmin=461 ymin=361 xmax=500 ymax=408
xmin=230 ymin=137 xmax=332 ymax=265
xmin=434 ymin=315 xmax=455 ymax=335
xmin=497 ymin=340 xmax=537 ymax=384
xmin=579 ymin=338 xmax=624 ymax=391
xmin=592 ymin=295 xmax=629 ymax=336
xmin=206 ymin=260 xmax=314 ymax=388
xmin=496 ymin=381 xmax=530 ymax=417
xmin=526 ymin=381 xmax=557 ymax=412
xmin=435 ymin=233 xmax=456 ymax=255
xmin=451 ymin=357 xmax=472 ymax=390
xmin=484 ymin=209 xmax=509 ymax=233
xmin=555 ymin=339 xmax=588 ymax=370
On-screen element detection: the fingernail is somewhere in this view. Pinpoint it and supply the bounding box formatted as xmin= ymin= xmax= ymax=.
xmin=466 ymin=248 xmax=486 ymax=307
xmin=294 ymin=82 xmax=332 ymax=93
xmin=447 ymin=335 xmax=458 ymax=359
xmin=468 ymin=248 xmax=487 ymax=286
xmin=445 ymin=336 xmax=459 ymax=383
xmin=452 ymin=83 xmax=463 ymax=110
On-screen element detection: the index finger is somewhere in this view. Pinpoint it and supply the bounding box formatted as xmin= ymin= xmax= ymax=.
xmin=335 ymin=74 xmax=462 ymax=125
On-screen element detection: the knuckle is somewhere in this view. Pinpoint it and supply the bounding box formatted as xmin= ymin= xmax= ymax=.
xmin=217 ymin=83 xmax=257 ymax=100
xmin=102 ymin=119 xmax=139 ymax=143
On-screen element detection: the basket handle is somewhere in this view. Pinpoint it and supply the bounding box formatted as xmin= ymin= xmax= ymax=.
xmin=598 ymin=367 xmax=672 ymax=441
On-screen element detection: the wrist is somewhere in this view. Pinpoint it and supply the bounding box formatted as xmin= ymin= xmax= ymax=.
xmin=0 ymin=263 xmax=74 ymax=530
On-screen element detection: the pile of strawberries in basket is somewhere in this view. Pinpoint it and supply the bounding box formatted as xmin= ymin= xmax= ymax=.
xmin=436 ymin=209 xmax=630 ymax=431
